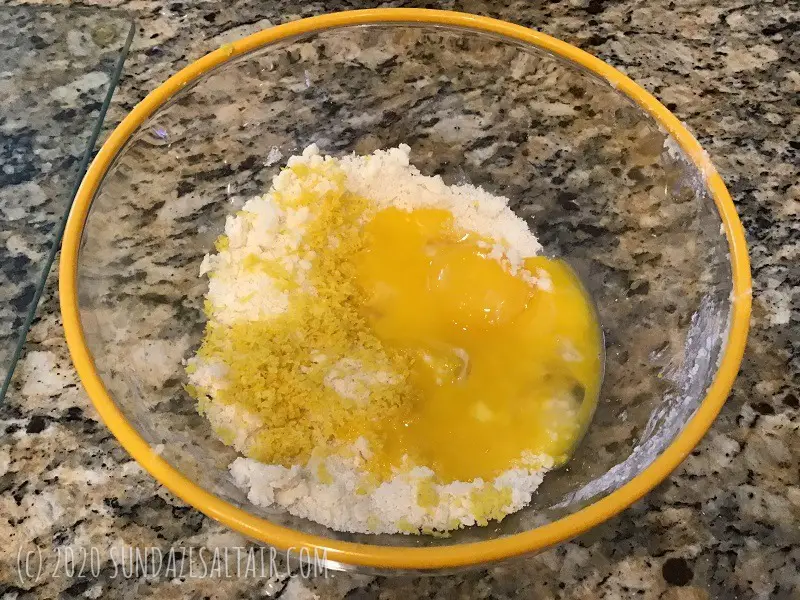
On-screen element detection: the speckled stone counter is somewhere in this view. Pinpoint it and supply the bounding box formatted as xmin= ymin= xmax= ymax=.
xmin=1 ymin=1 xmax=797 ymax=599
xmin=0 ymin=6 xmax=131 ymax=390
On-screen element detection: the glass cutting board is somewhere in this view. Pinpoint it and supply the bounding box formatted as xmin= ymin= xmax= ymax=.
xmin=0 ymin=7 xmax=134 ymax=399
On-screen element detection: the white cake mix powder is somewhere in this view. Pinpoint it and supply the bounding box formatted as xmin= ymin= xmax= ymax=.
xmin=188 ymin=145 xmax=556 ymax=535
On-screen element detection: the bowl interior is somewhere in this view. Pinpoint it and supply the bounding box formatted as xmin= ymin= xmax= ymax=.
xmin=76 ymin=23 xmax=733 ymax=550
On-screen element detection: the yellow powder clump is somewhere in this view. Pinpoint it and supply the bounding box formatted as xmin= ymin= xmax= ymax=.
xmin=316 ymin=462 xmax=334 ymax=485
xmin=395 ymin=518 xmax=418 ymax=534
xmin=469 ymin=486 xmax=513 ymax=526
xmin=416 ymin=480 xmax=440 ymax=508
xmin=214 ymin=235 xmax=229 ymax=252
xmin=193 ymin=161 xmax=417 ymax=469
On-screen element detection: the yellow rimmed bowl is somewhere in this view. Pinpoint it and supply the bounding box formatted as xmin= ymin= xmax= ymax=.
xmin=60 ymin=9 xmax=750 ymax=573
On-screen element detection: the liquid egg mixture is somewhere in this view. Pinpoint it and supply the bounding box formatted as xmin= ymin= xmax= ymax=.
xmin=359 ymin=208 xmax=602 ymax=482
xmin=188 ymin=145 xmax=604 ymax=535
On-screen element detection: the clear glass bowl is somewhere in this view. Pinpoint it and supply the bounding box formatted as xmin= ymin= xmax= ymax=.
xmin=61 ymin=10 xmax=750 ymax=573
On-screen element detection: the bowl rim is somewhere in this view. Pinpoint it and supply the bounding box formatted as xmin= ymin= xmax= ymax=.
xmin=59 ymin=8 xmax=752 ymax=570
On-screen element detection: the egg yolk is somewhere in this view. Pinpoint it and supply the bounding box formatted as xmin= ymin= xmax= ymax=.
xmin=356 ymin=208 xmax=603 ymax=482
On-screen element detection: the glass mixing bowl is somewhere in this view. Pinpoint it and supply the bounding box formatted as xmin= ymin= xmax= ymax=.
xmin=60 ymin=9 xmax=750 ymax=573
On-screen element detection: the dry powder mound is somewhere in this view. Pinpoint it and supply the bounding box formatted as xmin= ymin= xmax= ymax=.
xmin=230 ymin=447 xmax=555 ymax=535
xmin=190 ymin=145 xmax=554 ymax=535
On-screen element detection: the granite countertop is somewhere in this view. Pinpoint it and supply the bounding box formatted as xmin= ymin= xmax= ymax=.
xmin=1 ymin=0 xmax=797 ymax=598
